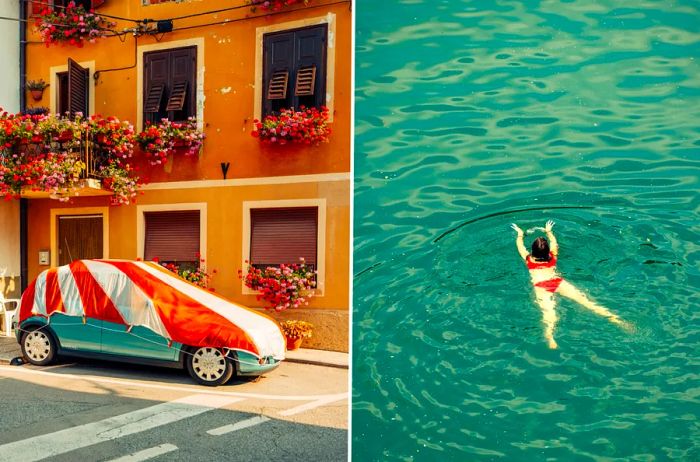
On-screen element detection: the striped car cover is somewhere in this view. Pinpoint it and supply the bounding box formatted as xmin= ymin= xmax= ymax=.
xmin=19 ymin=260 xmax=285 ymax=360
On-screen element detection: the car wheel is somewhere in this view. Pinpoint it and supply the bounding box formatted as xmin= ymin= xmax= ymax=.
xmin=21 ymin=327 xmax=57 ymax=366
xmin=186 ymin=347 xmax=234 ymax=386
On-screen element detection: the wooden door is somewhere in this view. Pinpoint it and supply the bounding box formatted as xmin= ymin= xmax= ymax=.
xmin=58 ymin=215 xmax=103 ymax=266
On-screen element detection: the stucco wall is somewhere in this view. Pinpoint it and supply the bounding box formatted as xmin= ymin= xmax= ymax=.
xmin=0 ymin=1 xmax=19 ymax=113
xmin=0 ymin=1 xmax=21 ymax=298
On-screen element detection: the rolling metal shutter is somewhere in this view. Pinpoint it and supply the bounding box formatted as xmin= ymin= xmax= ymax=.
xmin=144 ymin=211 xmax=200 ymax=263
xmin=250 ymin=207 xmax=317 ymax=267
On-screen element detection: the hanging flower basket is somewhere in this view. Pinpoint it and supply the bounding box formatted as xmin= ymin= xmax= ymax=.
xmin=136 ymin=118 xmax=205 ymax=166
xmin=247 ymin=0 xmax=312 ymax=13
xmin=36 ymin=1 xmax=115 ymax=48
xmin=251 ymin=106 xmax=331 ymax=146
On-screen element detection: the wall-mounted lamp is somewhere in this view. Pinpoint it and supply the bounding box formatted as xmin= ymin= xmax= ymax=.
xmin=221 ymin=162 xmax=231 ymax=180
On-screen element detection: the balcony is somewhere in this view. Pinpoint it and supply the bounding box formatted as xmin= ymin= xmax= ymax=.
xmin=0 ymin=113 xmax=138 ymax=205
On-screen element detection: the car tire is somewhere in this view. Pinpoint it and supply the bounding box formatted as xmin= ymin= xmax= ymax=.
xmin=185 ymin=347 xmax=234 ymax=386
xmin=21 ymin=326 xmax=57 ymax=366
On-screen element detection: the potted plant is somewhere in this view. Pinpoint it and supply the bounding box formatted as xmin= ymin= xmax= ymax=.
xmin=27 ymin=79 xmax=49 ymax=101
xmin=279 ymin=320 xmax=313 ymax=350
xmin=136 ymin=117 xmax=205 ymax=166
xmin=251 ymin=106 xmax=331 ymax=145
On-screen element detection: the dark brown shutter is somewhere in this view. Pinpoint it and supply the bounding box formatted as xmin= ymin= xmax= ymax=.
xmin=91 ymin=0 xmax=107 ymax=9
xmin=67 ymin=58 xmax=89 ymax=117
xmin=165 ymin=81 xmax=188 ymax=111
xmin=144 ymin=211 xmax=200 ymax=263
xmin=263 ymin=31 xmax=294 ymax=115
xmin=169 ymin=47 xmax=196 ymax=120
xmin=143 ymin=50 xmax=169 ymax=125
xmin=294 ymin=25 xmax=327 ymax=108
xmin=250 ymin=207 xmax=317 ymax=267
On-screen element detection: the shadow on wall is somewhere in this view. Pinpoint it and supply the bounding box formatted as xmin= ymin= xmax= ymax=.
xmin=0 ymin=268 xmax=20 ymax=299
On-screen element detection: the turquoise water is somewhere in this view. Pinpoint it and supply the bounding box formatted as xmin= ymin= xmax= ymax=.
xmin=353 ymin=1 xmax=700 ymax=460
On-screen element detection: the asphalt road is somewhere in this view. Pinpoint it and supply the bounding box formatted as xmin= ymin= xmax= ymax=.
xmin=0 ymin=358 xmax=348 ymax=462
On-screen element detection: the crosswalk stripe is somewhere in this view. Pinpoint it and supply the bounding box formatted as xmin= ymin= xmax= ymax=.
xmin=207 ymin=415 xmax=271 ymax=436
xmin=280 ymin=395 xmax=348 ymax=416
xmin=106 ymin=444 xmax=178 ymax=462
xmin=0 ymin=394 xmax=243 ymax=462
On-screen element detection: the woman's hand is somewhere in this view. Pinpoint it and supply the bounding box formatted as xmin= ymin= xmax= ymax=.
xmin=545 ymin=220 xmax=555 ymax=232
xmin=511 ymin=223 xmax=524 ymax=236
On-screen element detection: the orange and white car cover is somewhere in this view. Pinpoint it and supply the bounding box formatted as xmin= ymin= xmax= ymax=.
xmin=19 ymin=260 xmax=286 ymax=360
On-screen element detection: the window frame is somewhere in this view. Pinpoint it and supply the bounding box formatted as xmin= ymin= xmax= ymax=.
xmin=242 ymin=199 xmax=326 ymax=296
xmin=137 ymin=203 xmax=207 ymax=267
xmin=142 ymin=46 xmax=197 ymax=127
xmin=261 ymin=24 xmax=328 ymax=117
xmin=254 ymin=14 xmax=336 ymax=123
xmin=49 ymin=60 xmax=95 ymax=117
xmin=137 ymin=38 xmax=205 ymax=133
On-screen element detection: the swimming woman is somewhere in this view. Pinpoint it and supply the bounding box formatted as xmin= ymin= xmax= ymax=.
xmin=511 ymin=220 xmax=629 ymax=349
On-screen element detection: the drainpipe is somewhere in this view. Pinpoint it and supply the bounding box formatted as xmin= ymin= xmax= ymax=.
xmin=19 ymin=0 xmax=28 ymax=292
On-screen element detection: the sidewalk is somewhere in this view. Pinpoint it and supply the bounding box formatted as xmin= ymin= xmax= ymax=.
xmin=0 ymin=335 xmax=19 ymax=365
xmin=0 ymin=335 xmax=347 ymax=368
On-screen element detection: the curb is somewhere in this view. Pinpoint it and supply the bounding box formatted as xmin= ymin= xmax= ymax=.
xmin=285 ymin=357 xmax=348 ymax=369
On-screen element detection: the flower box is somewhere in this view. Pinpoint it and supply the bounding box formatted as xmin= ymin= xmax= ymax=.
xmin=247 ymin=0 xmax=312 ymax=13
xmin=252 ymin=107 xmax=331 ymax=146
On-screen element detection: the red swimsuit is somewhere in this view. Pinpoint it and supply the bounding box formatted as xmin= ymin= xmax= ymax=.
xmin=526 ymin=253 xmax=563 ymax=293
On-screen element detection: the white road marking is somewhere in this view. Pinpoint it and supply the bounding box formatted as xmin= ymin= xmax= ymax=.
xmin=107 ymin=444 xmax=178 ymax=462
xmin=0 ymin=394 xmax=243 ymax=462
xmin=280 ymin=395 xmax=348 ymax=416
xmin=0 ymin=365 xmax=347 ymax=402
xmin=207 ymin=415 xmax=271 ymax=436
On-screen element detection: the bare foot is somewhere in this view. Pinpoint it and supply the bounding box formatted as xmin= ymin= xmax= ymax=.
xmin=548 ymin=338 xmax=558 ymax=349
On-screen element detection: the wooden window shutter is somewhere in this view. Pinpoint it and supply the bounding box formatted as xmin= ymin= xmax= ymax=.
xmin=267 ymin=70 xmax=289 ymax=100
xmin=250 ymin=207 xmax=318 ymax=267
xmin=144 ymin=211 xmax=200 ymax=263
xmin=143 ymin=50 xmax=170 ymax=124
xmin=293 ymin=25 xmax=327 ymax=107
xmin=294 ymin=65 xmax=316 ymax=96
xmin=165 ymin=81 xmax=188 ymax=111
xmin=67 ymin=58 xmax=89 ymax=117
xmin=262 ymin=31 xmax=294 ymax=115
xmin=144 ymin=83 xmax=165 ymax=113
xmin=169 ymin=47 xmax=196 ymax=119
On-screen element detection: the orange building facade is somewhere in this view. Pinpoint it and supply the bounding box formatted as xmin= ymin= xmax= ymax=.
xmin=21 ymin=0 xmax=351 ymax=351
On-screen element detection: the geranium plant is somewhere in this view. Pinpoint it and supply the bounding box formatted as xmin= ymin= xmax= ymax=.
xmin=158 ymin=257 xmax=215 ymax=290
xmin=0 ymin=109 xmax=141 ymax=204
xmin=136 ymin=117 xmax=205 ymax=166
xmin=247 ymin=0 xmax=311 ymax=13
xmin=279 ymin=320 xmax=313 ymax=339
xmin=252 ymin=106 xmax=331 ymax=145
xmin=239 ymin=258 xmax=316 ymax=311
xmin=36 ymin=1 xmax=115 ymax=48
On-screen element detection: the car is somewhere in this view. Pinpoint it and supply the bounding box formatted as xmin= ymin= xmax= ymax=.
xmin=15 ymin=259 xmax=286 ymax=386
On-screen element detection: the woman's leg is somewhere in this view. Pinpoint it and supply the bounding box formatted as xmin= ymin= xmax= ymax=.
xmin=557 ymin=280 xmax=631 ymax=330
xmin=534 ymin=287 xmax=558 ymax=349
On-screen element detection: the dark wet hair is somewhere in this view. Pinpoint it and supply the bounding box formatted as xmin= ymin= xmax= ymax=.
xmin=531 ymin=237 xmax=550 ymax=261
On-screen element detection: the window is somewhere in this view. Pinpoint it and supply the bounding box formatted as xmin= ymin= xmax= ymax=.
xmin=56 ymin=59 xmax=89 ymax=116
xmin=144 ymin=210 xmax=200 ymax=269
xmin=143 ymin=46 xmax=197 ymax=127
xmin=262 ymin=24 xmax=327 ymax=117
xmin=250 ymin=207 xmax=318 ymax=269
